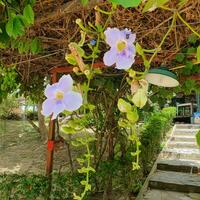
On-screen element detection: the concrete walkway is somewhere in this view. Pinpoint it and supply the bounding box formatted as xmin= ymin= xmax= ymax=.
xmin=141 ymin=124 xmax=200 ymax=200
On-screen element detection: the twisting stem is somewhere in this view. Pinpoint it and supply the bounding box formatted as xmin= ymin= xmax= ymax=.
xmin=177 ymin=12 xmax=200 ymax=38
xmin=149 ymin=12 xmax=177 ymax=65
xmin=80 ymin=144 xmax=91 ymax=199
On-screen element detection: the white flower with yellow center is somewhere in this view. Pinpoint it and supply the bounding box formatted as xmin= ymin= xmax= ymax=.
xmin=103 ymin=27 xmax=136 ymax=70
xmin=42 ymin=75 xmax=83 ymax=119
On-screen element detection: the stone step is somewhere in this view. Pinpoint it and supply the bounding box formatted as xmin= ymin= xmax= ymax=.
xmin=143 ymin=189 xmax=200 ymax=200
xmin=173 ymin=131 xmax=197 ymax=137
xmin=162 ymin=148 xmax=200 ymax=160
xmin=175 ymin=124 xmax=200 ymax=129
xmin=157 ymin=160 xmax=199 ymax=173
xmin=171 ymin=135 xmax=196 ymax=142
xmin=179 ymin=159 xmax=200 ymax=165
xmin=168 ymin=141 xmax=198 ymax=148
xmin=175 ymin=129 xmax=198 ymax=132
xmin=149 ymin=171 xmax=200 ymax=193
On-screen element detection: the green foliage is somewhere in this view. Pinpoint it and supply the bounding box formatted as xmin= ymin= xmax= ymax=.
xmin=188 ymin=34 xmax=198 ymax=44
xmin=173 ymin=34 xmax=200 ymax=95
xmin=0 ymin=95 xmax=21 ymax=120
xmin=118 ymin=98 xmax=132 ymax=113
xmin=6 ymin=16 xmax=25 ymax=39
xmin=175 ymin=53 xmax=185 ymax=62
xmin=0 ymin=1 xmax=40 ymax=54
xmin=0 ymin=66 xmax=18 ymax=102
xmin=196 ymin=130 xmax=200 ymax=147
xmin=143 ymin=0 xmax=169 ymax=12
xmin=140 ymin=107 xmax=176 ymax=173
xmin=0 ymin=173 xmax=82 ymax=200
xmin=26 ymin=110 xmax=38 ymax=120
xmin=197 ymin=45 xmax=200 ymax=62
xmin=62 ymin=114 xmax=96 ymax=200
xmin=18 ymin=73 xmax=46 ymax=102
xmin=109 ymin=0 xmax=141 ymax=8
xmin=5 ymin=4 xmax=34 ymax=39
xmin=23 ymin=4 xmax=34 ymax=25
xmin=81 ymin=0 xmax=89 ymax=6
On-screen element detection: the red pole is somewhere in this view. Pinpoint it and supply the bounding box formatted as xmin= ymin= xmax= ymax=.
xmin=46 ymin=72 xmax=57 ymax=176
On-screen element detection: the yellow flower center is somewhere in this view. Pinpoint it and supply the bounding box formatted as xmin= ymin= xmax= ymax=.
xmin=116 ymin=40 xmax=127 ymax=52
xmin=55 ymin=91 xmax=64 ymax=100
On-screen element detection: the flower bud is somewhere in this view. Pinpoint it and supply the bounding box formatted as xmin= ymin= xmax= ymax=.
xmin=73 ymin=67 xmax=79 ymax=73
xmin=84 ymin=70 xmax=90 ymax=76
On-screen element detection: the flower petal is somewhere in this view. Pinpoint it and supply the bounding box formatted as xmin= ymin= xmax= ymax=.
xmin=63 ymin=91 xmax=83 ymax=112
xmin=116 ymin=55 xmax=135 ymax=70
xmin=52 ymin=101 xmax=65 ymax=119
xmin=58 ymin=75 xmax=73 ymax=92
xmin=41 ymin=99 xmax=55 ymax=117
xmin=103 ymin=48 xmax=118 ymax=66
xmin=122 ymin=29 xmax=136 ymax=43
xmin=104 ymin=28 xmax=122 ymax=47
xmin=44 ymin=84 xmax=58 ymax=99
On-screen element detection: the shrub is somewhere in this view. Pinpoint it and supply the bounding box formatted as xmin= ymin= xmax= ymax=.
xmin=0 ymin=95 xmax=21 ymax=120
xmin=0 ymin=173 xmax=82 ymax=200
xmin=26 ymin=110 xmax=38 ymax=120
xmin=140 ymin=107 xmax=176 ymax=174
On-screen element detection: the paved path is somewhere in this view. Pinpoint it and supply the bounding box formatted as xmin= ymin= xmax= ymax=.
xmin=141 ymin=124 xmax=200 ymax=200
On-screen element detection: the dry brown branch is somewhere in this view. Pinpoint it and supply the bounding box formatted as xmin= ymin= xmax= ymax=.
xmin=35 ymin=0 xmax=103 ymax=24
xmin=0 ymin=0 xmax=200 ymax=82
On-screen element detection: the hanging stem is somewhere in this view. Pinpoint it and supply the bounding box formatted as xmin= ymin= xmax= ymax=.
xmin=149 ymin=12 xmax=177 ymax=65
xmin=177 ymin=12 xmax=200 ymax=38
xmin=80 ymin=144 xmax=91 ymax=199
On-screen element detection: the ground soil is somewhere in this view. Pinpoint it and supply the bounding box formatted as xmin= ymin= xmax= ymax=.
xmin=0 ymin=120 xmax=71 ymax=174
xmin=0 ymin=120 xmax=136 ymax=199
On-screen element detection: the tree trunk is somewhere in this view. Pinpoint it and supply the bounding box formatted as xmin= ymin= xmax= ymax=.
xmin=37 ymin=101 xmax=48 ymax=141
xmin=103 ymin=132 xmax=114 ymax=200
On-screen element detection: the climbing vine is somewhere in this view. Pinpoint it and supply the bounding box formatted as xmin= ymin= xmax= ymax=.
xmin=40 ymin=1 xmax=200 ymax=199
xmin=1 ymin=0 xmax=200 ymax=199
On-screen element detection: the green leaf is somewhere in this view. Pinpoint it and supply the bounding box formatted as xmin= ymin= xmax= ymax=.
xmin=143 ymin=0 xmax=169 ymax=13
xmin=0 ymin=42 xmax=6 ymax=49
xmin=81 ymin=0 xmax=89 ymax=6
xmin=109 ymin=0 xmax=141 ymax=8
xmin=187 ymin=47 xmax=196 ymax=54
xmin=118 ymin=98 xmax=132 ymax=113
xmin=197 ymin=46 xmax=200 ymax=63
xmin=78 ymin=31 xmax=86 ymax=46
xmin=126 ymin=111 xmax=139 ymax=123
xmin=31 ymin=38 xmax=40 ymax=54
xmin=185 ymin=61 xmax=193 ymax=70
xmin=175 ymin=53 xmax=185 ymax=62
xmin=80 ymin=180 xmax=87 ymax=186
xmin=118 ymin=119 xmax=130 ymax=128
xmin=6 ymin=18 xmax=14 ymax=37
xmin=18 ymin=41 xmax=25 ymax=54
xmin=188 ymin=34 xmax=197 ymax=44
xmin=13 ymin=17 xmax=25 ymax=38
xmin=196 ymin=130 xmax=200 ymax=147
xmin=132 ymin=89 xmax=147 ymax=109
xmin=77 ymin=158 xmax=85 ymax=163
xmin=73 ymin=194 xmax=81 ymax=200
xmin=6 ymin=17 xmax=25 ymax=38
xmin=136 ymin=43 xmax=144 ymax=56
xmin=65 ymin=53 xmax=77 ymax=65
xmin=69 ymin=42 xmax=85 ymax=57
xmin=62 ymin=126 xmax=77 ymax=134
xmin=23 ymin=4 xmax=34 ymax=25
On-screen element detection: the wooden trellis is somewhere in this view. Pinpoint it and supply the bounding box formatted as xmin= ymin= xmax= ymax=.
xmin=46 ymin=62 xmax=105 ymax=175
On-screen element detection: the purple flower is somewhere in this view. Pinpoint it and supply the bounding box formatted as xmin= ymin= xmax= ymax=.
xmin=103 ymin=28 xmax=136 ymax=70
xmin=42 ymin=75 xmax=83 ymax=119
xmin=90 ymin=39 xmax=96 ymax=46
